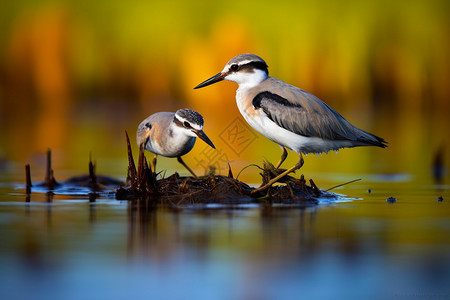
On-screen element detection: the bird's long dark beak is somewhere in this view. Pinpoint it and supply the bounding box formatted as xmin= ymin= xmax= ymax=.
xmin=194 ymin=72 xmax=224 ymax=89
xmin=193 ymin=129 xmax=215 ymax=149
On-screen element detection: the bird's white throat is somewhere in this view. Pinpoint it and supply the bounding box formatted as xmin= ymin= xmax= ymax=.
xmin=225 ymin=69 xmax=268 ymax=89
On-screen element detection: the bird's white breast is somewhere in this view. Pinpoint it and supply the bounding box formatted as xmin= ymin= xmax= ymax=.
xmin=146 ymin=124 xmax=196 ymax=157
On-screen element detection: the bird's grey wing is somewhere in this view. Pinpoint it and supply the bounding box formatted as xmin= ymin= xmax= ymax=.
xmin=252 ymin=89 xmax=385 ymax=146
xmin=137 ymin=112 xmax=175 ymax=148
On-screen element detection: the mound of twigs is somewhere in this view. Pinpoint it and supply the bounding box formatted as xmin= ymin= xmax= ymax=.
xmin=115 ymin=132 xmax=326 ymax=205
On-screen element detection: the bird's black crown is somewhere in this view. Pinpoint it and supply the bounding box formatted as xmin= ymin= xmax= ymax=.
xmin=175 ymin=109 xmax=204 ymax=126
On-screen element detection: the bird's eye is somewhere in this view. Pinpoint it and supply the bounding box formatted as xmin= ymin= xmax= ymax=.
xmin=230 ymin=64 xmax=239 ymax=71
xmin=184 ymin=121 xmax=191 ymax=128
xmin=145 ymin=123 xmax=152 ymax=129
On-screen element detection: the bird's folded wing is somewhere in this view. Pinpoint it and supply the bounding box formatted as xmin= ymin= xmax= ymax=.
xmin=253 ymin=89 xmax=364 ymax=141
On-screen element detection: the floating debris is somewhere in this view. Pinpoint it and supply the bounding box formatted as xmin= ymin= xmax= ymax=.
xmin=437 ymin=196 xmax=443 ymax=202
xmin=367 ymin=189 xmax=372 ymax=194
xmin=386 ymin=197 xmax=397 ymax=203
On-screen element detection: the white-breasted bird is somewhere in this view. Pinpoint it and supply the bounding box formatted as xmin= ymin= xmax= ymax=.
xmin=136 ymin=108 xmax=215 ymax=177
xmin=194 ymin=53 xmax=387 ymax=192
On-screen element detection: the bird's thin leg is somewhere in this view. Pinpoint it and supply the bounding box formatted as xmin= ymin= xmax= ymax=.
xmin=152 ymin=155 xmax=157 ymax=173
xmin=275 ymin=147 xmax=288 ymax=169
xmin=251 ymin=153 xmax=304 ymax=195
xmin=177 ymin=156 xmax=198 ymax=178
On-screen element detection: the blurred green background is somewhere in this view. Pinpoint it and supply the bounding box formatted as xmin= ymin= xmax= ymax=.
xmin=0 ymin=0 xmax=449 ymax=183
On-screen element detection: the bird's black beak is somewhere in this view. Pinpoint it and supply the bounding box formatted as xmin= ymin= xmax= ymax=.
xmin=194 ymin=72 xmax=224 ymax=89
xmin=193 ymin=129 xmax=215 ymax=149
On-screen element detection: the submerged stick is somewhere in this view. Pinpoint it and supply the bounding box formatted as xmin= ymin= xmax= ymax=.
xmin=25 ymin=164 xmax=32 ymax=194
xmin=125 ymin=130 xmax=137 ymax=183
xmin=89 ymin=154 xmax=97 ymax=185
xmin=45 ymin=149 xmax=51 ymax=184
xmin=88 ymin=154 xmax=100 ymax=191
xmin=43 ymin=149 xmax=57 ymax=189
xmin=137 ymin=145 xmax=145 ymax=189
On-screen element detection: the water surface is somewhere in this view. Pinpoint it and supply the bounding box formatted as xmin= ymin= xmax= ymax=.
xmin=0 ymin=169 xmax=449 ymax=300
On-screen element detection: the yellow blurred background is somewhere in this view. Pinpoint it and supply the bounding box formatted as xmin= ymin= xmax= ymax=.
xmin=0 ymin=0 xmax=449 ymax=183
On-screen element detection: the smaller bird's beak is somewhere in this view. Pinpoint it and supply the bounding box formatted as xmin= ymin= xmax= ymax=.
xmin=193 ymin=129 xmax=215 ymax=149
xmin=194 ymin=72 xmax=224 ymax=89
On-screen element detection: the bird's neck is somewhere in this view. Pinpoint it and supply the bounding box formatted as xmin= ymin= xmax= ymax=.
xmin=235 ymin=72 xmax=269 ymax=108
